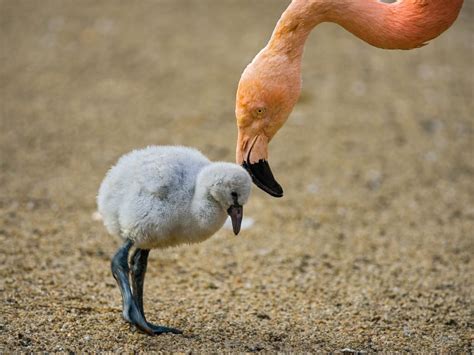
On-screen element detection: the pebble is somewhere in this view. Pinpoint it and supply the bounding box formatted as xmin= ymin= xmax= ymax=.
xmin=91 ymin=211 xmax=103 ymax=221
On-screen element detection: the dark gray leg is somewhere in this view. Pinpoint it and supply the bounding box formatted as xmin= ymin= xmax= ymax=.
xmin=130 ymin=248 xmax=149 ymax=316
xmin=111 ymin=240 xmax=154 ymax=335
xmin=130 ymin=248 xmax=182 ymax=334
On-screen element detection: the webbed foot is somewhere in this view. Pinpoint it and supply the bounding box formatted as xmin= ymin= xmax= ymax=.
xmin=146 ymin=322 xmax=182 ymax=335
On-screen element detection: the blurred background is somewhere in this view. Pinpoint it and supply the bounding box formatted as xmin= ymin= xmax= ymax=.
xmin=1 ymin=0 xmax=473 ymax=351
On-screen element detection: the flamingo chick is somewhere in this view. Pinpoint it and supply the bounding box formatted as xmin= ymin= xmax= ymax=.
xmin=97 ymin=146 xmax=252 ymax=335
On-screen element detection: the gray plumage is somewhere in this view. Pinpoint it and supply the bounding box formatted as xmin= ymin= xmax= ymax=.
xmin=97 ymin=146 xmax=252 ymax=249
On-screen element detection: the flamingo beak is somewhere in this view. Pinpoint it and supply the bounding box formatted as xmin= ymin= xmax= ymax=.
xmin=237 ymin=134 xmax=283 ymax=198
xmin=243 ymin=159 xmax=283 ymax=198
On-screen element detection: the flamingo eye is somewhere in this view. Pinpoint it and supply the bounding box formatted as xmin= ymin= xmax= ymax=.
xmin=254 ymin=107 xmax=266 ymax=116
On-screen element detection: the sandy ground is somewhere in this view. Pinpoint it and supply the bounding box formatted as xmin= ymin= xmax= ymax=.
xmin=1 ymin=0 xmax=473 ymax=352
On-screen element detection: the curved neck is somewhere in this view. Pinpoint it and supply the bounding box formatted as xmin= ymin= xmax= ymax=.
xmin=265 ymin=0 xmax=463 ymax=55
xmin=190 ymin=184 xmax=226 ymax=233
xmin=329 ymin=0 xmax=463 ymax=49
xmin=266 ymin=0 xmax=328 ymax=60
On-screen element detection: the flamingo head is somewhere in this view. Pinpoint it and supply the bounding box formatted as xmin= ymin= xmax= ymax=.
xmin=235 ymin=58 xmax=301 ymax=197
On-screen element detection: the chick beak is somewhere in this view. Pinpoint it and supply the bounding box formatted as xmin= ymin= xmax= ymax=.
xmin=227 ymin=204 xmax=243 ymax=235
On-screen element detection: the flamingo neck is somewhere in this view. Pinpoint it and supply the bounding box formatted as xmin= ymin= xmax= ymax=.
xmin=264 ymin=0 xmax=463 ymax=56
xmin=190 ymin=184 xmax=226 ymax=236
xmin=266 ymin=0 xmax=328 ymax=60
xmin=328 ymin=0 xmax=463 ymax=49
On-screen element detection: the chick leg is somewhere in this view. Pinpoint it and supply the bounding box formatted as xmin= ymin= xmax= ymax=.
xmin=130 ymin=248 xmax=149 ymax=316
xmin=111 ymin=239 xmax=154 ymax=335
xmin=130 ymin=248 xmax=182 ymax=334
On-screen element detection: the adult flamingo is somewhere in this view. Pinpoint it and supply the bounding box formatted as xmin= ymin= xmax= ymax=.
xmin=235 ymin=0 xmax=463 ymax=197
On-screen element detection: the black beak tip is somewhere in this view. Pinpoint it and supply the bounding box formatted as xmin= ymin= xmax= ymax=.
xmin=242 ymin=160 xmax=284 ymax=198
